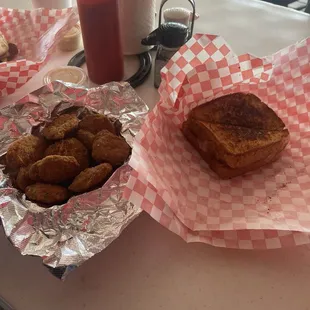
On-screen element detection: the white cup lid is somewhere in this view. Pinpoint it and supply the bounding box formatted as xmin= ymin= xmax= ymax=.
xmin=163 ymin=8 xmax=191 ymax=25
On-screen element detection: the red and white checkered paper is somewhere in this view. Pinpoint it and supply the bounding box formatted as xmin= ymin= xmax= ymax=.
xmin=0 ymin=7 xmax=79 ymax=97
xmin=124 ymin=34 xmax=310 ymax=249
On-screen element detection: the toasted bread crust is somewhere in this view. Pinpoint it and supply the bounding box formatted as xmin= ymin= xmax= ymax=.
xmin=189 ymin=93 xmax=285 ymax=131
xmin=182 ymin=122 xmax=287 ymax=179
xmin=183 ymin=93 xmax=289 ymax=178
xmin=186 ymin=118 xmax=289 ymax=169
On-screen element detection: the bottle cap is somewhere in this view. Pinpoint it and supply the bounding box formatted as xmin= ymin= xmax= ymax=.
xmin=43 ymin=66 xmax=87 ymax=86
xmin=141 ymin=22 xmax=188 ymax=48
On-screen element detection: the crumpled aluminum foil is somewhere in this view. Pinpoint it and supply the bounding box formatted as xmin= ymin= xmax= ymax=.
xmin=0 ymin=81 xmax=148 ymax=277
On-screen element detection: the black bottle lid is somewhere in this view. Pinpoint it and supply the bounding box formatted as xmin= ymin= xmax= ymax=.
xmin=141 ymin=22 xmax=188 ymax=48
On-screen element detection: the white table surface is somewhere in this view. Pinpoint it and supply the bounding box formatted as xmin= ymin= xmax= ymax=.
xmin=1 ymin=1 xmax=310 ymax=309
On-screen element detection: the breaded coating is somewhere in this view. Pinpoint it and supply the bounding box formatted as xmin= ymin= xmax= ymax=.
xmin=114 ymin=119 xmax=122 ymax=136
xmin=45 ymin=138 xmax=89 ymax=170
xmin=92 ymin=130 xmax=131 ymax=166
xmin=29 ymin=155 xmax=80 ymax=184
xmin=16 ymin=166 xmax=34 ymax=192
xmin=69 ymin=163 xmax=113 ymax=193
xmin=6 ymin=135 xmax=47 ymax=170
xmin=79 ymin=114 xmax=115 ymax=135
xmin=76 ymin=129 xmax=95 ymax=150
xmin=43 ymin=114 xmax=79 ymax=140
xmin=25 ymin=183 xmax=69 ymax=205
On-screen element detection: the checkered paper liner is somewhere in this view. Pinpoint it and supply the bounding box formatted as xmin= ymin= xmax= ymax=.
xmin=0 ymin=7 xmax=79 ymax=97
xmin=124 ymin=34 xmax=310 ymax=249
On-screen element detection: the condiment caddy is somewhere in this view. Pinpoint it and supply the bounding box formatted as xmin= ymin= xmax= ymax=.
xmin=142 ymin=0 xmax=196 ymax=88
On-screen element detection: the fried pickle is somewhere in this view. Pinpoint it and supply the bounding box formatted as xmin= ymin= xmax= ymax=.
xmin=16 ymin=166 xmax=34 ymax=192
xmin=29 ymin=155 xmax=80 ymax=184
xmin=25 ymin=183 xmax=69 ymax=205
xmin=45 ymin=138 xmax=89 ymax=170
xmin=43 ymin=114 xmax=79 ymax=140
xmin=6 ymin=135 xmax=47 ymax=170
xmin=79 ymin=114 xmax=115 ymax=135
xmin=92 ymin=130 xmax=131 ymax=166
xmin=76 ymin=129 xmax=95 ymax=150
xmin=69 ymin=163 xmax=113 ymax=193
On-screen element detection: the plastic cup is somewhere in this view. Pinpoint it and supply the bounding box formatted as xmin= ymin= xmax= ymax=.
xmin=43 ymin=66 xmax=88 ymax=86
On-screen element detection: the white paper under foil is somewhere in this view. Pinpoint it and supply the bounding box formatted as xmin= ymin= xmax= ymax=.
xmin=0 ymin=81 xmax=148 ymax=270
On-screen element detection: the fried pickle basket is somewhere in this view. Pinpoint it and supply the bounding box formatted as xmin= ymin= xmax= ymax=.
xmin=0 ymin=81 xmax=148 ymax=280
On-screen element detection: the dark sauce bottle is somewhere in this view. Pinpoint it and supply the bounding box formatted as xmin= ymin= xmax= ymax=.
xmin=142 ymin=22 xmax=188 ymax=88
